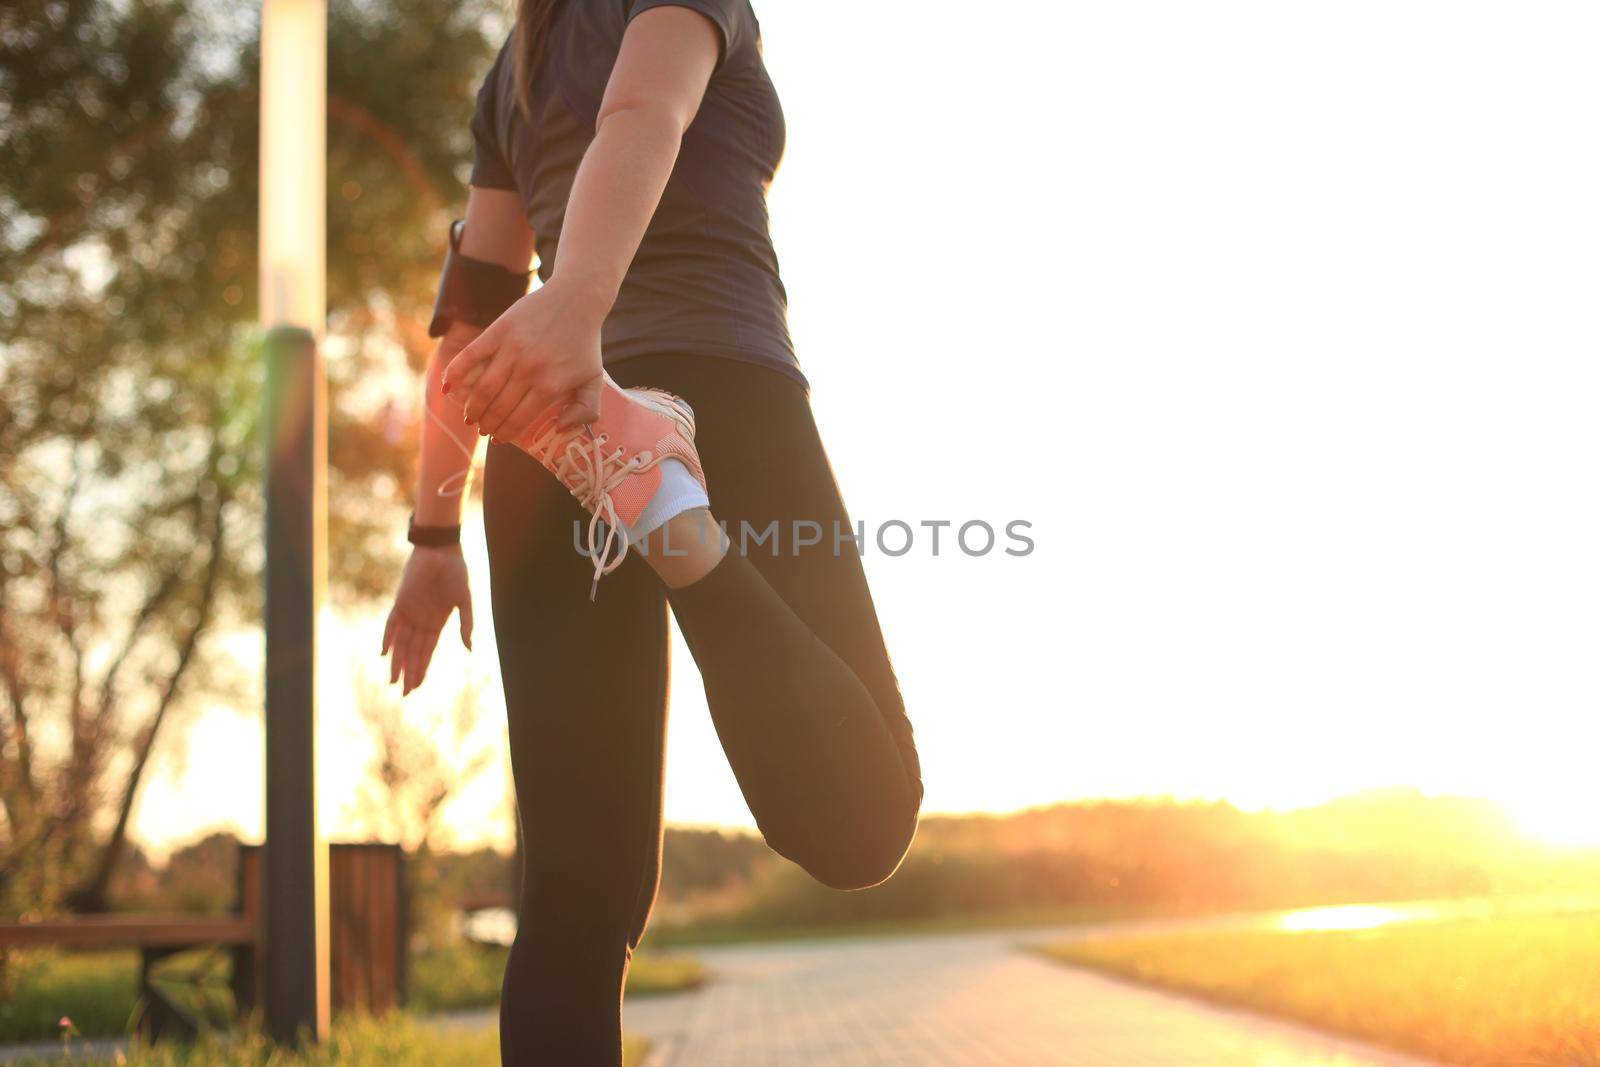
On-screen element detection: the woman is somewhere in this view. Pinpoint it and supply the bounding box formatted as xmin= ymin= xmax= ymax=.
xmin=381 ymin=0 xmax=921 ymax=1061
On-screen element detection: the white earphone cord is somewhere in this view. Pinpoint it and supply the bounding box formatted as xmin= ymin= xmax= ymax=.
xmin=425 ymin=400 xmax=482 ymax=499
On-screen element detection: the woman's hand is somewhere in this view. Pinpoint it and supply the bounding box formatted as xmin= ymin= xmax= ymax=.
xmin=442 ymin=274 xmax=610 ymax=445
xmin=381 ymin=545 xmax=474 ymax=695
xmin=441 ymin=5 xmax=721 ymax=444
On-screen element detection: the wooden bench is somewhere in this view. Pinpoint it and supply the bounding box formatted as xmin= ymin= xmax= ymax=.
xmin=0 ymin=843 xmax=406 ymax=1042
xmin=237 ymin=843 xmax=409 ymax=1018
xmin=0 ymin=914 xmax=255 ymax=1041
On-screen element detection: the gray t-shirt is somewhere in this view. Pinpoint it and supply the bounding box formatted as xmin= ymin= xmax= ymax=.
xmin=471 ymin=0 xmax=803 ymax=387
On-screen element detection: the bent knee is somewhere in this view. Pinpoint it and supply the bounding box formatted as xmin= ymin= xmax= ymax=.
xmin=782 ymin=805 xmax=919 ymax=892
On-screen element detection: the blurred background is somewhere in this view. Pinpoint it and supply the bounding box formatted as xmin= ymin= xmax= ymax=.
xmin=2 ymin=1 xmax=1598 ymax=1065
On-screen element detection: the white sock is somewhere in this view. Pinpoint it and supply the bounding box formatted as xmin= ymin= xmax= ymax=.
xmin=623 ymin=459 xmax=709 ymax=545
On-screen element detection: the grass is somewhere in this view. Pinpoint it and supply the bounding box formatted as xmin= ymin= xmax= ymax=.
xmin=408 ymin=943 xmax=705 ymax=1013
xmin=0 ymin=948 xmax=235 ymax=1045
xmin=1 ymin=944 xmax=701 ymax=1044
xmin=1039 ymin=909 xmax=1600 ymax=1066
xmin=0 ymin=1013 xmax=648 ymax=1065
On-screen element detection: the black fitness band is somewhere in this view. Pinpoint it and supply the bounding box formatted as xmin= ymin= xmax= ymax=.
xmin=427 ymin=219 xmax=533 ymax=338
xmin=408 ymin=513 xmax=461 ymax=548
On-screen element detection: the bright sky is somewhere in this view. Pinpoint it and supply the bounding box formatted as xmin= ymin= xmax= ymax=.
xmin=131 ymin=0 xmax=1600 ymax=860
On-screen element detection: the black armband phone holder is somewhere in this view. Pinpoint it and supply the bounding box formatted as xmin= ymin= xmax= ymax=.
xmin=426 ymin=219 xmax=533 ymax=338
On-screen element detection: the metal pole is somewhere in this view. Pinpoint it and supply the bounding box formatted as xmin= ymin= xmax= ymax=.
xmin=262 ymin=326 xmax=330 ymax=1045
xmin=260 ymin=0 xmax=329 ymax=1045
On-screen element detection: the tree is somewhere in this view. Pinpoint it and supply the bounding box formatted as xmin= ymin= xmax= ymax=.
xmin=0 ymin=0 xmax=504 ymax=915
xmin=155 ymin=829 xmax=242 ymax=914
xmin=347 ymin=669 xmax=497 ymax=948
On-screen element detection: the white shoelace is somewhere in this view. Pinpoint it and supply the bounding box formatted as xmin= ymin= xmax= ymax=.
xmin=526 ymin=420 xmax=648 ymax=600
xmin=425 ymin=402 xmax=640 ymax=599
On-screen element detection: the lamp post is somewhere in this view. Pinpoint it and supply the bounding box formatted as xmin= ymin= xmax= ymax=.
xmin=259 ymin=0 xmax=329 ymax=1045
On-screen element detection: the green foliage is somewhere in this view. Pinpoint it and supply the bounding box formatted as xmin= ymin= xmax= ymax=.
xmin=152 ymin=832 xmax=242 ymax=914
xmin=0 ymin=947 xmax=233 ymax=1044
xmin=649 ymin=793 xmax=1600 ymax=942
xmin=417 ymin=846 xmax=511 ymax=924
xmin=0 ymin=949 xmax=139 ymax=1044
xmin=0 ymin=942 xmax=701 ymax=1043
xmin=0 ymin=0 xmax=503 ymax=915
xmin=0 ymin=1014 xmax=651 ymax=1067
xmin=1043 ymin=909 xmax=1600 ymax=1067
xmin=656 ymin=826 xmax=771 ymax=909
xmin=408 ymin=943 xmax=705 ymax=1015
xmin=404 ymin=943 xmax=504 ymax=1016
xmin=5 ymin=1013 xmax=508 ymax=1066
xmin=622 ymin=954 xmax=707 ymax=998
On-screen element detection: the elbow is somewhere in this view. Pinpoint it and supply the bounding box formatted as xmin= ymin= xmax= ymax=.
xmin=594 ymin=96 xmax=694 ymax=142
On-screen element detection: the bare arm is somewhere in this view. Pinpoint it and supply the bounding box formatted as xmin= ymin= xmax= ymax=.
xmin=442 ymin=6 xmax=721 ymax=439
xmin=548 ymin=6 xmax=718 ymax=312
xmin=414 ymin=187 xmax=537 ymax=524
xmin=382 ymin=186 xmax=534 ymax=693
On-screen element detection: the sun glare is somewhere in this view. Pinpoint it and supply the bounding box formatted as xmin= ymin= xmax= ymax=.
xmin=1277 ymin=905 xmax=1413 ymax=934
xmin=1502 ymin=795 xmax=1600 ymax=850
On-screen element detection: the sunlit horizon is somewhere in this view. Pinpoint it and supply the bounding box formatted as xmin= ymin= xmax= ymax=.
xmin=120 ymin=0 xmax=1600 ymax=863
xmin=128 ymin=588 xmax=1600 ymax=859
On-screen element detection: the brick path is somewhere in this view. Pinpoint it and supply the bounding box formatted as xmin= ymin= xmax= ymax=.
xmin=623 ymin=927 xmax=1443 ymax=1067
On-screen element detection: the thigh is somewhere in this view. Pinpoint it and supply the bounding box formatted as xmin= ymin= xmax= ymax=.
xmin=482 ymin=441 xmax=670 ymax=941
xmin=612 ymin=356 xmax=922 ymax=799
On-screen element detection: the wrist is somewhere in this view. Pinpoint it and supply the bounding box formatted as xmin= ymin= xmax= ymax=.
xmin=412 ymin=500 xmax=465 ymax=527
xmin=546 ymin=270 xmax=619 ymax=324
xmin=408 ymin=513 xmax=462 ymax=549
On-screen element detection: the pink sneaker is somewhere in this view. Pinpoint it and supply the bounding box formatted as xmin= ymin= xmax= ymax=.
xmin=515 ymin=374 xmax=707 ymax=594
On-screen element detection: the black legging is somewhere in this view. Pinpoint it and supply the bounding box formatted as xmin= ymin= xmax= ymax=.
xmin=482 ymin=353 xmax=922 ymax=1066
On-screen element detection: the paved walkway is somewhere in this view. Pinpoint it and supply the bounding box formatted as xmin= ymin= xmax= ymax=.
xmin=621 ymin=926 xmax=1443 ymax=1067
xmin=3 ymin=918 xmax=1454 ymax=1065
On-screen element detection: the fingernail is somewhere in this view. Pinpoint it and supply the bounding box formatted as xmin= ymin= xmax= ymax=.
xmin=442 ymin=383 xmax=451 ymax=395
